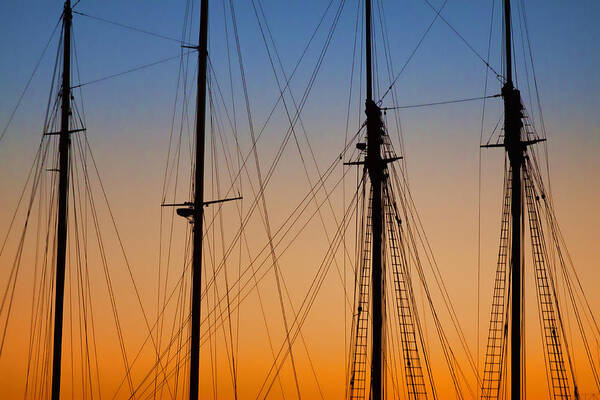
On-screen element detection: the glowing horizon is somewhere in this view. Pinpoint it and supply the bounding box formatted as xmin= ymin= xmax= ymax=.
xmin=1 ymin=0 xmax=599 ymax=398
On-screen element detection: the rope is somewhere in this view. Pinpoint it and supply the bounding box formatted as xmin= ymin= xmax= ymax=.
xmin=422 ymin=0 xmax=503 ymax=81
xmin=0 ymin=17 xmax=61 ymax=144
xmin=477 ymin=1 xmax=496 ymax=391
xmin=73 ymin=10 xmax=183 ymax=44
xmin=71 ymin=52 xmax=191 ymax=88
xmin=381 ymin=94 xmax=500 ymax=110
xmin=378 ymin=0 xmax=450 ymax=103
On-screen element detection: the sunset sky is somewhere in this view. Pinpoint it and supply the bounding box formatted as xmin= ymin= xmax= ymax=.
xmin=1 ymin=0 xmax=599 ymax=398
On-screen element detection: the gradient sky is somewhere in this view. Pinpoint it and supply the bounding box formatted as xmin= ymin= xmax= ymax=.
xmin=1 ymin=0 xmax=599 ymax=398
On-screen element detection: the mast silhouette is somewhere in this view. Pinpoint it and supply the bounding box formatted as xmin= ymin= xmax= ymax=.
xmin=502 ymin=0 xmax=524 ymax=399
xmin=364 ymin=0 xmax=385 ymax=398
xmin=51 ymin=1 xmax=72 ymax=399
xmin=189 ymin=0 xmax=208 ymax=398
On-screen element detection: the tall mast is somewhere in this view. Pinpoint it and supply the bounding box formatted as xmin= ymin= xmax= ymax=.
xmin=502 ymin=1 xmax=524 ymax=399
xmin=365 ymin=0 xmax=384 ymax=398
xmin=189 ymin=0 xmax=209 ymax=398
xmin=365 ymin=0 xmax=373 ymax=102
xmin=51 ymin=1 xmax=72 ymax=399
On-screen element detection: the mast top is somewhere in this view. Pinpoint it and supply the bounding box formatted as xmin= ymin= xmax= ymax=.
xmin=503 ymin=0 xmax=513 ymax=86
xmin=365 ymin=0 xmax=373 ymax=102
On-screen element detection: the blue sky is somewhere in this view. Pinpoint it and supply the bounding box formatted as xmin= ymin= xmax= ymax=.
xmin=1 ymin=1 xmax=599 ymax=140
xmin=1 ymin=2 xmax=600 ymax=397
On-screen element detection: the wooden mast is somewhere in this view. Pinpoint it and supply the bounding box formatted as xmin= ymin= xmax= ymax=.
xmin=365 ymin=0 xmax=385 ymax=398
xmin=189 ymin=0 xmax=209 ymax=398
xmin=502 ymin=1 xmax=525 ymax=399
xmin=51 ymin=1 xmax=72 ymax=399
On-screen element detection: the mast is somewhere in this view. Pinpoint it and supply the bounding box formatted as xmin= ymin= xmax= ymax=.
xmin=502 ymin=1 xmax=524 ymax=399
xmin=189 ymin=0 xmax=208 ymax=398
xmin=365 ymin=0 xmax=384 ymax=398
xmin=51 ymin=1 xmax=72 ymax=399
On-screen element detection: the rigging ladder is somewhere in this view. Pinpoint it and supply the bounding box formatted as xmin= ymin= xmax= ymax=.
xmin=481 ymin=168 xmax=512 ymax=399
xmin=523 ymin=166 xmax=571 ymax=399
xmin=385 ymin=183 xmax=428 ymax=399
xmin=349 ymin=186 xmax=374 ymax=400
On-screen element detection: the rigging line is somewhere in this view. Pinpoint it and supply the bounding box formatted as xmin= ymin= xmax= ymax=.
xmin=159 ymin=219 xmax=190 ymax=400
xmin=219 ymin=2 xmax=245 ymax=387
xmin=71 ymin=52 xmax=192 ymax=89
xmin=156 ymin=13 xmax=189 ymax=383
xmin=528 ymin=154 xmax=600 ymax=389
xmin=255 ymin=0 xmax=357 ymax=294
xmin=193 ymin=0 xmax=346 ymax=257
xmin=198 ymin=134 xmax=362 ymax=340
xmin=125 ymin=159 xmax=346 ymax=391
xmin=43 ymin=24 xmax=63 ymax=136
xmin=27 ymin=139 xmax=57 ymax=399
xmin=381 ymin=94 xmax=500 ymax=110
xmin=0 ymin=220 xmax=30 ymax=357
xmin=0 ymin=137 xmax=50 ymax=323
xmin=218 ymin=3 xmax=244 ymax=388
xmin=160 ymin=0 xmax=194 ymax=204
xmin=156 ymin=40 xmax=193 ymax=397
xmin=213 ymin=89 xmax=241 ymax=400
xmin=210 ymin=51 xmax=330 ymax=396
xmin=377 ymin=0 xmax=450 ymax=104
xmin=375 ymin=0 xmax=407 ymax=175
xmin=198 ymin=147 xmax=360 ymax=350
xmin=530 ymin=165 xmax=582 ymax=395
xmin=252 ymin=0 xmax=355 ymax=360
xmin=79 ymin=139 xmax=137 ymax=395
xmin=515 ymin=3 xmax=534 ymax=133
xmin=70 ymin=29 xmax=153 ymax=395
xmin=78 ymin=133 xmax=102 ymax=399
xmin=245 ymin=0 xmax=347 ymax=274
xmin=72 ymin=10 xmax=184 ymax=44
xmin=484 ymin=113 xmax=504 ymax=146
xmin=23 ymin=143 xmax=50 ymax=399
xmin=477 ymin=0 xmax=496 ymax=391
xmin=342 ymin=1 xmax=362 ymax=386
xmin=0 ymin=139 xmax=47 ymax=261
xmin=256 ymin=183 xmax=362 ymax=400
xmin=207 ymin=84 xmax=238 ymax=397
xmin=81 ymin=134 xmax=177 ymax=396
xmin=0 ymin=17 xmax=61 ymax=144
xmin=38 ymin=151 xmax=57 ymax=399
xmin=70 ymin=138 xmax=90 ymax=397
xmin=125 ymin=136 xmax=356 ymax=399
xmin=198 ymin=167 xmax=362 ymax=385
xmin=386 ymin=170 xmax=437 ymax=399
xmin=524 ymin=166 xmax=572 ymax=396
xmin=422 ymin=0 xmax=503 ymax=83
xmin=208 ymin=80 xmax=286 ymax=400
xmin=128 ymin=126 xmax=362 ymax=396
xmin=387 ymin=156 xmax=479 ymax=392
xmin=228 ymin=0 xmax=303 ymax=394
xmin=385 ymin=182 xmax=438 ymax=399
xmin=69 ymin=147 xmax=83 ymax=398
xmin=72 ymin=41 xmax=99 ymax=399
xmin=188 ymin=5 xmax=350 ymax=390
xmin=529 ymin=148 xmax=600 ymax=340
xmin=519 ymin=0 xmax=552 ymax=200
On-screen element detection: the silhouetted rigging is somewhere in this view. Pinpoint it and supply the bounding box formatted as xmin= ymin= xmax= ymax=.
xmin=1 ymin=1 xmax=599 ymax=399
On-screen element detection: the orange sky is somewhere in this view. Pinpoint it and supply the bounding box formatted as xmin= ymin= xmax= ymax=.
xmin=1 ymin=1 xmax=600 ymax=399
